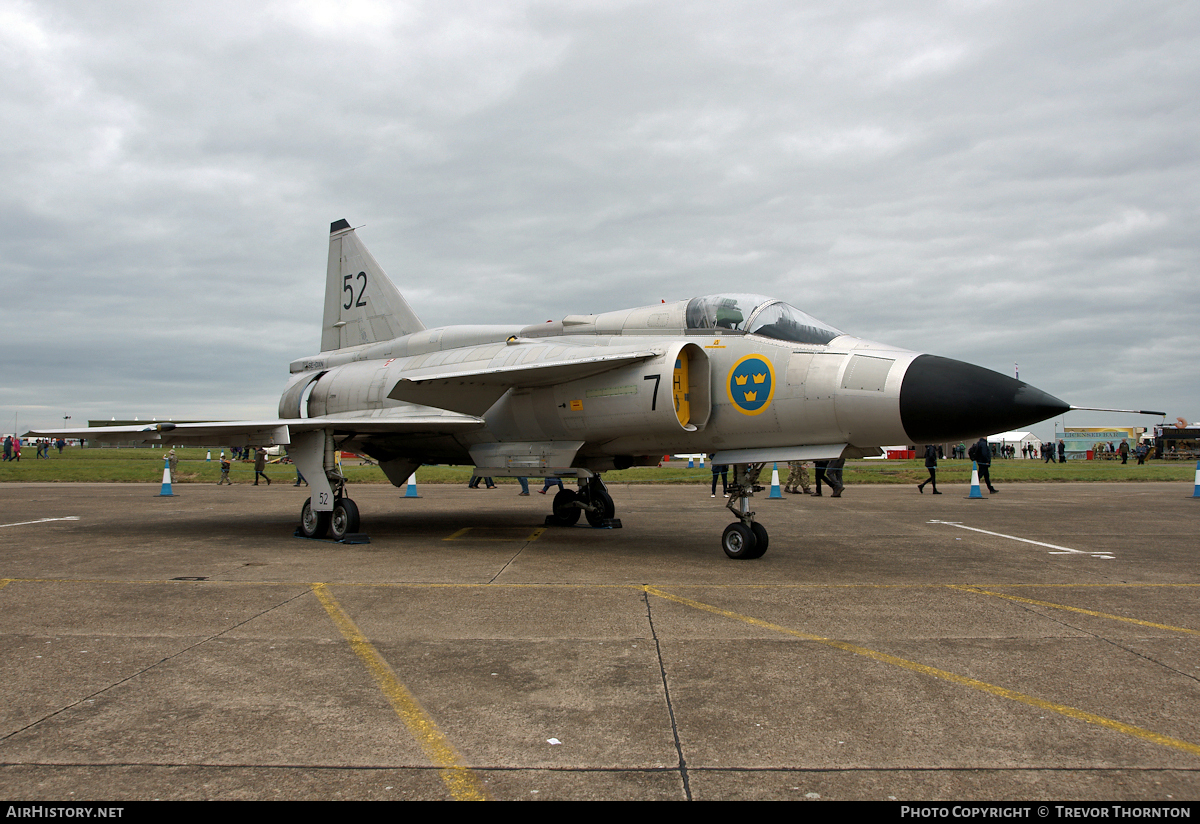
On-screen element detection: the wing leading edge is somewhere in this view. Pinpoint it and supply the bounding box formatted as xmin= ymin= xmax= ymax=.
xmin=29 ymin=411 xmax=484 ymax=448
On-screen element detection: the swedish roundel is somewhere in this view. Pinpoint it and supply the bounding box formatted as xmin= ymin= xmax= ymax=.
xmin=727 ymin=355 xmax=775 ymax=415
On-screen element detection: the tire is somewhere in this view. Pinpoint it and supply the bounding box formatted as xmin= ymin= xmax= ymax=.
xmin=722 ymin=522 xmax=758 ymax=559
xmin=585 ymin=489 xmax=615 ymax=527
xmin=300 ymin=499 xmax=331 ymax=539
xmin=330 ymin=498 xmax=360 ymax=540
xmin=748 ymin=522 xmax=769 ymax=558
xmin=552 ymin=488 xmax=581 ymax=526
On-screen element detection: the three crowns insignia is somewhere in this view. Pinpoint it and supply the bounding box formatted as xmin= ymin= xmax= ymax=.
xmin=733 ymin=360 xmax=771 ymax=409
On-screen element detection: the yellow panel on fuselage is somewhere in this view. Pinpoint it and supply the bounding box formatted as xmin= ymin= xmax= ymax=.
xmin=673 ymin=351 xmax=690 ymax=428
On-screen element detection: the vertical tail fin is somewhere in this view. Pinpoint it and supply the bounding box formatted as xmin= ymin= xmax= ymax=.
xmin=321 ymin=219 xmax=425 ymax=352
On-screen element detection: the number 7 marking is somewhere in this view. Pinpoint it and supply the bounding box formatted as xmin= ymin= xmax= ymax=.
xmin=643 ymin=374 xmax=661 ymax=410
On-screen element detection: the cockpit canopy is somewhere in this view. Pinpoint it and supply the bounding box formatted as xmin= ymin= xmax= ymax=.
xmin=685 ymin=294 xmax=843 ymax=345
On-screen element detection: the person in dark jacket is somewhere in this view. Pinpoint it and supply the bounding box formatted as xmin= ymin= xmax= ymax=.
xmin=254 ymin=447 xmax=271 ymax=485
xmin=975 ymin=437 xmax=997 ymax=494
xmin=918 ymin=444 xmax=941 ymax=494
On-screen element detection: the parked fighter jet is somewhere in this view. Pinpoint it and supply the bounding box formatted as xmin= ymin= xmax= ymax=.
xmin=35 ymin=219 xmax=1083 ymax=558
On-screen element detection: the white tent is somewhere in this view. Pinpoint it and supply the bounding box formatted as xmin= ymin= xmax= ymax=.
xmin=988 ymin=430 xmax=1042 ymax=457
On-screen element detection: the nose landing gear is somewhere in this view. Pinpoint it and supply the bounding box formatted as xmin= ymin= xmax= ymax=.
xmin=722 ymin=463 xmax=768 ymax=559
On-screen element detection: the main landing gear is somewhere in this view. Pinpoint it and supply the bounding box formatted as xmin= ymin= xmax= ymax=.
xmin=722 ymin=463 xmax=768 ymax=559
xmin=546 ymin=476 xmax=621 ymax=528
xmin=298 ymin=475 xmax=360 ymax=540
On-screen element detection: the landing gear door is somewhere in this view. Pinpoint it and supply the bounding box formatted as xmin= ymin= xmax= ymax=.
xmin=292 ymin=429 xmax=334 ymax=512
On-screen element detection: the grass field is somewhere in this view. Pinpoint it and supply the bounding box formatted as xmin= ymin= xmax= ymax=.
xmin=2 ymin=446 xmax=1195 ymax=485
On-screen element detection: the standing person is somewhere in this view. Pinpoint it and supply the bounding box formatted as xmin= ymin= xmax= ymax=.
xmin=253 ymin=447 xmax=271 ymax=485
xmin=917 ymin=444 xmax=941 ymax=494
xmin=3 ymin=435 xmax=10 ymax=462
xmin=812 ymin=460 xmax=828 ymax=496
xmin=1057 ymin=440 xmax=1066 ymax=463
xmin=218 ymin=455 xmax=232 ymax=485
xmin=783 ymin=461 xmax=811 ymax=495
xmin=711 ymin=463 xmax=729 ymax=498
xmin=1119 ymin=439 xmax=1129 ymax=464
xmin=516 ymin=477 xmax=530 ymax=496
xmin=974 ymin=437 xmax=997 ymax=493
xmin=167 ymin=448 xmax=178 ymax=482
xmin=539 ymin=477 xmax=564 ymax=494
xmin=826 ymin=457 xmax=846 ymax=497
xmin=11 ymin=436 xmax=19 ymax=462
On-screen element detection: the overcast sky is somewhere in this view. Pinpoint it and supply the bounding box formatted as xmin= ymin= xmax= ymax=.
xmin=2 ymin=0 xmax=1197 ymax=441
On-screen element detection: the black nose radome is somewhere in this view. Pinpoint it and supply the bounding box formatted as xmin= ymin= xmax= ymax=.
xmin=899 ymin=354 xmax=1070 ymax=443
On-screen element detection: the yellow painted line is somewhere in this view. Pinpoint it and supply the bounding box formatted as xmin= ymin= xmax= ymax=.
xmin=955 ymin=582 xmax=1200 ymax=590
xmin=0 ymin=579 xmax=11 ymax=590
xmin=950 ymin=586 xmax=1200 ymax=635
xmin=644 ymin=586 xmax=1200 ymax=759
xmin=312 ymin=583 xmax=490 ymax=800
xmin=444 ymin=527 xmax=546 ymax=542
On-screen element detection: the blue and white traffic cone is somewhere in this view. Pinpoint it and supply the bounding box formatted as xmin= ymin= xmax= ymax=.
xmin=157 ymin=456 xmax=176 ymax=497
xmin=699 ymin=454 xmax=705 ymax=469
xmin=769 ymin=463 xmax=783 ymax=498
xmin=206 ymin=450 xmax=211 ymax=462
xmin=404 ymin=472 xmax=420 ymax=498
xmin=687 ymin=455 xmax=694 ymax=468
xmin=968 ymin=461 xmax=983 ymax=499
xmin=1192 ymin=461 xmax=1199 ymax=499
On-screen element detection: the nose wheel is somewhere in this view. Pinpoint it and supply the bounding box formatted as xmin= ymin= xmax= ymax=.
xmin=722 ymin=463 xmax=769 ymax=559
xmin=721 ymin=521 xmax=768 ymax=559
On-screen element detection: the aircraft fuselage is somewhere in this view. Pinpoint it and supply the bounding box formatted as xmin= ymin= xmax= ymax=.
xmin=283 ymin=327 xmax=918 ymax=463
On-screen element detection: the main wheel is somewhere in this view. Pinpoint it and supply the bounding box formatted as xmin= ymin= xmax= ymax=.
xmin=748 ymin=522 xmax=769 ymax=558
xmin=585 ymin=489 xmax=615 ymax=527
xmin=300 ymin=499 xmax=331 ymax=539
xmin=330 ymin=498 xmax=360 ymax=540
xmin=551 ymin=488 xmax=581 ymax=526
xmin=721 ymin=522 xmax=758 ymax=559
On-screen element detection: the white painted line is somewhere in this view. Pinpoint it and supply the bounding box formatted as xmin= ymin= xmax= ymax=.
xmin=928 ymin=520 xmax=1113 ymax=559
xmin=0 ymin=516 xmax=81 ymax=529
